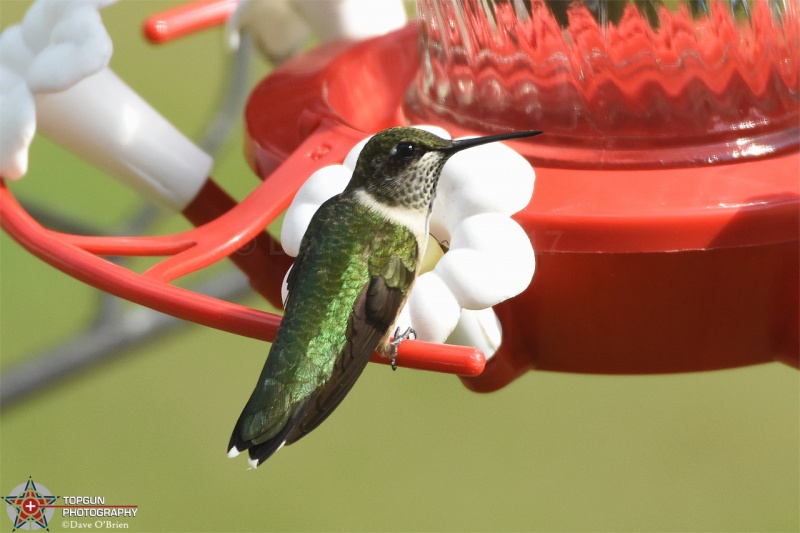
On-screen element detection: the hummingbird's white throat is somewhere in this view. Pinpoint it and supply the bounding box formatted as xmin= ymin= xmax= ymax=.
xmin=353 ymin=189 xmax=431 ymax=259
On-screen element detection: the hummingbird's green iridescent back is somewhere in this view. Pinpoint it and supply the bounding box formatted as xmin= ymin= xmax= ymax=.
xmin=229 ymin=194 xmax=418 ymax=464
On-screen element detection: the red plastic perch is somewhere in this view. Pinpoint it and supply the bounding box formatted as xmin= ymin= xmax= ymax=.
xmin=143 ymin=0 xmax=238 ymax=44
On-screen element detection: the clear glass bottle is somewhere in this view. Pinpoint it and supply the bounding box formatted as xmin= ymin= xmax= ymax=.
xmin=405 ymin=0 xmax=799 ymax=168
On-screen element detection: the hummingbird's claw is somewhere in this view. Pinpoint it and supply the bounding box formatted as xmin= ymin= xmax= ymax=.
xmin=389 ymin=327 xmax=417 ymax=371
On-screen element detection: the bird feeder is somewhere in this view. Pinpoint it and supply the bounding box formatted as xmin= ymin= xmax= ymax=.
xmin=2 ymin=0 xmax=797 ymax=393
xmin=244 ymin=0 xmax=799 ymax=391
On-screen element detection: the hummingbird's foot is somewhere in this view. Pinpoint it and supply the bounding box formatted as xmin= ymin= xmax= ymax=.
xmin=389 ymin=327 xmax=416 ymax=371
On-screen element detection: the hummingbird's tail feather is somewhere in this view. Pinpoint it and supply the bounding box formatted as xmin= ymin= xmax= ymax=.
xmin=228 ymin=394 xmax=317 ymax=467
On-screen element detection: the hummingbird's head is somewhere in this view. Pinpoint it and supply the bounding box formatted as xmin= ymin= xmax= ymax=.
xmin=346 ymin=127 xmax=541 ymax=212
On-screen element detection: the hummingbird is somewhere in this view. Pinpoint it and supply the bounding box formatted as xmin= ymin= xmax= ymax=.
xmin=228 ymin=126 xmax=542 ymax=467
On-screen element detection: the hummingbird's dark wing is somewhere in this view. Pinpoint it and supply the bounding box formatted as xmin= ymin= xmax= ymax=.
xmin=284 ymin=256 xmax=415 ymax=445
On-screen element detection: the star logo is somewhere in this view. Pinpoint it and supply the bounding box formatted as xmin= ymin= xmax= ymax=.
xmin=3 ymin=478 xmax=58 ymax=531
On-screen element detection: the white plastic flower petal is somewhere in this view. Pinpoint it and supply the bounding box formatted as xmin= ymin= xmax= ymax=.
xmin=0 ymin=26 xmax=34 ymax=75
xmin=0 ymin=68 xmax=36 ymax=180
xmin=0 ymin=0 xmax=212 ymax=210
xmin=435 ymin=213 xmax=535 ymax=310
xmin=292 ymin=164 xmax=352 ymax=206
xmin=399 ymin=271 xmax=461 ymax=344
xmin=228 ymin=0 xmax=406 ymax=61
xmin=0 ymin=0 xmax=115 ymax=179
xmin=0 ymin=0 xmax=115 ymax=180
xmin=280 ymin=126 xmax=536 ymax=359
xmin=430 ymin=140 xmax=535 ymax=243
xmin=226 ymin=0 xmax=311 ymax=60
xmin=290 ymin=0 xmax=407 ymax=42
xmin=445 ymin=308 xmax=503 ymax=357
xmin=342 ymin=138 xmax=370 ymax=170
xmin=281 ymin=165 xmax=351 ymax=257
xmin=25 ymin=5 xmax=112 ymax=93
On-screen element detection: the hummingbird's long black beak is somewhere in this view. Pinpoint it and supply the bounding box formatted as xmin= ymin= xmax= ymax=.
xmin=444 ymin=130 xmax=542 ymax=154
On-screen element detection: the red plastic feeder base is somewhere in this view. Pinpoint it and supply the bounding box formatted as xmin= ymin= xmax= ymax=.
xmin=244 ymin=25 xmax=799 ymax=392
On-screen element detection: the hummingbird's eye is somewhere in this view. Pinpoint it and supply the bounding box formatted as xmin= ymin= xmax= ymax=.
xmin=392 ymin=142 xmax=416 ymax=159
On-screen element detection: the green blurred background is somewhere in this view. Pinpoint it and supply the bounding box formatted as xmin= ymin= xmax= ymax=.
xmin=1 ymin=1 xmax=798 ymax=531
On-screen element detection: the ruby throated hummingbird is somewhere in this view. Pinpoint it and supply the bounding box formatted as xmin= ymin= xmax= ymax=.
xmin=228 ymin=127 xmax=542 ymax=466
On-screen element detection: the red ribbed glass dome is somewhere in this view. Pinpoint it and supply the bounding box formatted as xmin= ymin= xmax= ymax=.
xmin=406 ymin=0 xmax=799 ymax=168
